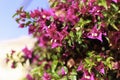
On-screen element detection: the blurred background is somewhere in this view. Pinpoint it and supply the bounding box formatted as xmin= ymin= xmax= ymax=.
xmin=0 ymin=0 xmax=49 ymax=80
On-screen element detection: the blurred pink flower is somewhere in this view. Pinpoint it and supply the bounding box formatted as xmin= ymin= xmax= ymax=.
xmin=26 ymin=74 xmax=34 ymax=80
xmin=22 ymin=47 xmax=33 ymax=59
xmin=42 ymin=72 xmax=51 ymax=80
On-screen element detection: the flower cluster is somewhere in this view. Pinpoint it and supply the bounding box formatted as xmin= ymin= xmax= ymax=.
xmin=6 ymin=0 xmax=120 ymax=80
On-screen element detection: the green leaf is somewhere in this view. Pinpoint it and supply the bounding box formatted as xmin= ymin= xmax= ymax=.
xmin=56 ymin=47 xmax=61 ymax=53
xmin=85 ymin=58 xmax=90 ymax=64
xmin=69 ymin=69 xmax=77 ymax=80
xmin=76 ymin=18 xmax=91 ymax=28
xmin=12 ymin=13 xmax=18 ymax=18
xmin=31 ymin=67 xmax=43 ymax=76
xmin=69 ymin=31 xmax=74 ymax=38
xmin=68 ymin=40 xmax=72 ymax=46
xmin=106 ymin=57 xmax=113 ymax=62
xmin=60 ymin=76 xmax=68 ymax=80
xmin=110 ymin=23 xmax=119 ymax=31
xmin=98 ymin=0 xmax=107 ymax=9
xmin=61 ymin=0 xmax=66 ymax=3
xmin=88 ymin=67 xmax=92 ymax=73
xmin=103 ymin=57 xmax=113 ymax=69
xmin=52 ymin=55 xmax=58 ymax=60
xmin=111 ymin=3 xmax=119 ymax=11
xmin=51 ymin=60 xmax=58 ymax=73
xmin=87 ymin=51 xmax=94 ymax=57
xmin=63 ymin=66 xmax=68 ymax=74
xmin=20 ymin=6 xmax=23 ymax=11
xmin=25 ymin=21 xmax=31 ymax=26
xmin=52 ymin=72 xmax=60 ymax=79
xmin=76 ymin=31 xmax=82 ymax=39
xmin=69 ymin=75 xmax=77 ymax=80
xmin=108 ymin=64 xmax=112 ymax=69
xmin=50 ymin=1 xmax=58 ymax=8
xmin=118 ymin=10 xmax=120 ymax=13
xmin=26 ymin=12 xmax=30 ymax=18
xmin=96 ymin=55 xmax=102 ymax=62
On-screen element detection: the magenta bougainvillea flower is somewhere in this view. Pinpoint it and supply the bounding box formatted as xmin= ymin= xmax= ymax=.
xmin=26 ymin=74 xmax=34 ymax=80
xmin=81 ymin=70 xmax=95 ymax=80
xmin=77 ymin=66 xmax=83 ymax=71
xmin=20 ymin=12 xmax=26 ymax=18
xmin=85 ymin=25 xmax=106 ymax=42
xmin=30 ymin=9 xmax=41 ymax=18
xmin=51 ymin=39 xmax=62 ymax=48
xmin=77 ymin=62 xmax=84 ymax=71
xmin=11 ymin=62 xmax=16 ymax=68
xmin=89 ymin=5 xmax=104 ymax=18
xmin=112 ymin=61 xmax=120 ymax=69
xmin=113 ymin=0 xmax=118 ymax=3
xmin=28 ymin=25 xmax=36 ymax=34
xmin=61 ymin=67 xmax=66 ymax=76
xmin=51 ymin=27 xmax=68 ymax=48
xmin=60 ymin=67 xmax=66 ymax=76
xmin=10 ymin=50 xmax=16 ymax=55
xmin=19 ymin=23 xmax=25 ymax=28
xmin=46 ymin=24 xmax=58 ymax=40
xmin=62 ymin=52 xmax=69 ymax=59
xmin=38 ymin=34 xmax=50 ymax=47
xmin=112 ymin=0 xmax=120 ymax=3
xmin=42 ymin=72 xmax=51 ymax=80
xmin=22 ymin=47 xmax=33 ymax=59
xmin=66 ymin=9 xmax=79 ymax=25
xmin=95 ymin=62 xmax=105 ymax=74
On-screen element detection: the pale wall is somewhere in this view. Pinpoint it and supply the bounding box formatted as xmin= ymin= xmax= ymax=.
xmin=0 ymin=36 xmax=36 ymax=80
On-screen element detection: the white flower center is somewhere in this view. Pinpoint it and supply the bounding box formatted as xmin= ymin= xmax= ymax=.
xmin=92 ymin=33 xmax=98 ymax=37
xmin=42 ymin=15 xmax=46 ymax=18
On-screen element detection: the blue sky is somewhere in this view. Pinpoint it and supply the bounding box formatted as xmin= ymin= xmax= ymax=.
xmin=0 ymin=0 xmax=49 ymax=41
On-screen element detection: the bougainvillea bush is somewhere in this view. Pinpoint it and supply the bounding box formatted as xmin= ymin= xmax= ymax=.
xmin=6 ymin=0 xmax=120 ymax=80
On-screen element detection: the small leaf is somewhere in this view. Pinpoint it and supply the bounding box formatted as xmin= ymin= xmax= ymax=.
xmin=111 ymin=3 xmax=119 ymax=11
xmin=98 ymin=0 xmax=107 ymax=9
xmin=61 ymin=0 xmax=66 ymax=3
xmin=61 ymin=76 xmax=68 ymax=80
xmin=63 ymin=66 xmax=68 ymax=74
xmin=69 ymin=75 xmax=77 ymax=80
xmin=26 ymin=12 xmax=30 ymax=19
xmin=69 ymin=69 xmax=77 ymax=80
xmin=110 ymin=23 xmax=119 ymax=31
xmin=20 ymin=6 xmax=23 ymax=11
xmin=106 ymin=57 xmax=113 ymax=62
xmin=26 ymin=21 xmax=31 ymax=26
xmin=52 ymin=72 xmax=60 ymax=79
xmin=88 ymin=67 xmax=92 ymax=73
xmin=51 ymin=60 xmax=58 ymax=73
xmin=12 ymin=13 xmax=18 ymax=18
xmin=50 ymin=1 xmax=58 ymax=8
xmin=97 ymin=57 xmax=102 ymax=62
xmin=69 ymin=31 xmax=74 ymax=38
xmin=85 ymin=58 xmax=90 ymax=64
